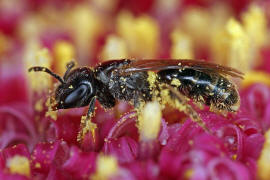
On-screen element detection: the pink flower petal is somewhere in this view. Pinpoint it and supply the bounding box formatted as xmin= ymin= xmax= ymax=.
xmin=207 ymin=157 xmax=251 ymax=180
xmin=51 ymin=113 xmax=81 ymax=145
xmin=103 ymin=136 xmax=138 ymax=163
xmin=62 ymin=146 xmax=97 ymax=179
xmin=31 ymin=141 xmax=69 ymax=174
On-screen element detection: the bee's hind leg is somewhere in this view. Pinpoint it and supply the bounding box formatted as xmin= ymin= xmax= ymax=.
xmin=160 ymin=84 xmax=209 ymax=132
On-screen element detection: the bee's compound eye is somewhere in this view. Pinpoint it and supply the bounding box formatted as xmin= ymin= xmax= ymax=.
xmin=64 ymin=84 xmax=88 ymax=104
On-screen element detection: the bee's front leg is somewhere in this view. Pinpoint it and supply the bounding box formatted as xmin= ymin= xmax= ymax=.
xmin=77 ymin=96 xmax=97 ymax=142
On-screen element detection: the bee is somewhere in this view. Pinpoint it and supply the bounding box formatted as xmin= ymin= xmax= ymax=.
xmin=28 ymin=59 xmax=243 ymax=140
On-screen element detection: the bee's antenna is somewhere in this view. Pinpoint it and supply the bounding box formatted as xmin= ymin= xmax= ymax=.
xmin=28 ymin=66 xmax=64 ymax=84
xmin=63 ymin=61 xmax=75 ymax=81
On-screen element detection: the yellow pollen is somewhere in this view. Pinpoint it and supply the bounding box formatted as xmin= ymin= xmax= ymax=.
xmin=92 ymin=155 xmax=119 ymax=180
xmin=257 ymin=130 xmax=270 ymax=180
xmin=147 ymin=71 xmax=157 ymax=93
xmin=171 ymin=78 xmax=181 ymax=87
xmin=45 ymin=97 xmax=57 ymax=121
xmin=7 ymin=155 xmax=31 ymax=177
xmin=69 ymin=85 xmax=74 ymax=89
xmin=77 ymin=115 xmax=97 ymax=142
xmin=138 ymin=101 xmax=162 ymax=141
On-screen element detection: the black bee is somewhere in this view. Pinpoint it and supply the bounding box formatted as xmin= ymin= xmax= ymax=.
xmin=29 ymin=59 xmax=243 ymax=140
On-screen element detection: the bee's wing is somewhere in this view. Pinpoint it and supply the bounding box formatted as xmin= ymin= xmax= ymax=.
xmin=118 ymin=59 xmax=244 ymax=79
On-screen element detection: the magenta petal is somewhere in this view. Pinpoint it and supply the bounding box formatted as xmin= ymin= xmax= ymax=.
xmin=125 ymin=160 xmax=159 ymax=180
xmin=62 ymin=146 xmax=97 ymax=179
xmin=31 ymin=141 xmax=69 ymax=174
xmin=262 ymin=100 xmax=270 ymax=131
xmin=193 ymin=134 xmax=227 ymax=157
xmin=0 ymin=104 xmax=37 ymax=149
xmin=106 ymin=111 xmax=137 ymax=139
xmin=218 ymin=124 xmax=244 ymax=160
xmin=164 ymin=120 xmax=202 ymax=153
xmin=0 ymin=66 xmax=29 ymax=104
xmin=240 ymin=84 xmax=270 ymax=130
xmin=104 ymin=136 xmax=138 ymax=163
xmin=51 ymin=114 xmax=81 ymax=145
xmin=159 ymin=150 xmax=183 ymax=178
xmin=138 ymin=140 xmax=160 ymax=160
xmin=0 ymin=171 xmax=30 ymax=180
xmin=1 ymin=144 xmax=30 ymax=160
xmin=80 ymin=131 xmax=101 ymax=152
xmin=243 ymin=133 xmax=264 ymax=159
xmin=46 ymin=165 xmax=69 ymax=180
xmin=234 ymin=117 xmax=261 ymax=135
xmin=207 ymin=157 xmax=251 ymax=180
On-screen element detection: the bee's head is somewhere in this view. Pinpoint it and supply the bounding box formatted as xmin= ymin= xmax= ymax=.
xmin=28 ymin=62 xmax=96 ymax=110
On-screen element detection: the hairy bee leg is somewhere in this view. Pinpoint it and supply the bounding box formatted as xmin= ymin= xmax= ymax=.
xmin=77 ymin=96 xmax=97 ymax=142
xmin=162 ymin=84 xmax=209 ymax=132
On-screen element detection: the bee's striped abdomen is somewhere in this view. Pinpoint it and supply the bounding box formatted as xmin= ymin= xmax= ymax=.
xmin=157 ymin=68 xmax=240 ymax=112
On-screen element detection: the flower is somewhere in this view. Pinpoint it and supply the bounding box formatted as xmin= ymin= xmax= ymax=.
xmin=0 ymin=0 xmax=270 ymax=179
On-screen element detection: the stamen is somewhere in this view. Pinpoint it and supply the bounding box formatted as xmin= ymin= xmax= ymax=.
xmin=138 ymin=101 xmax=162 ymax=141
xmin=91 ymin=155 xmax=119 ymax=180
xmin=7 ymin=155 xmax=31 ymax=177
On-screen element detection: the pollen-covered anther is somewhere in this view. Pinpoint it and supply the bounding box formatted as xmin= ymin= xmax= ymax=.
xmin=92 ymin=155 xmax=119 ymax=180
xmin=138 ymin=101 xmax=162 ymax=141
xmin=53 ymin=41 xmax=75 ymax=75
xmin=7 ymin=155 xmax=31 ymax=177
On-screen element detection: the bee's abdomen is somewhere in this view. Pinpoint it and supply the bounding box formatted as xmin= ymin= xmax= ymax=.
xmin=157 ymin=68 xmax=239 ymax=112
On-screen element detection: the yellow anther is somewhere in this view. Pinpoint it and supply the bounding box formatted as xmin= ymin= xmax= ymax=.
xmin=138 ymin=101 xmax=162 ymax=141
xmin=92 ymin=155 xmax=119 ymax=180
xmin=100 ymin=35 xmax=128 ymax=60
xmin=242 ymin=5 xmax=268 ymax=48
xmin=117 ymin=12 xmax=160 ymax=58
xmin=170 ymin=30 xmax=194 ymax=59
xmin=53 ymin=41 xmax=75 ymax=75
xmin=241 ymin=71 xmax=270 ymax=88
xmin=7 ymin=155 xmax=31 ymax=177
